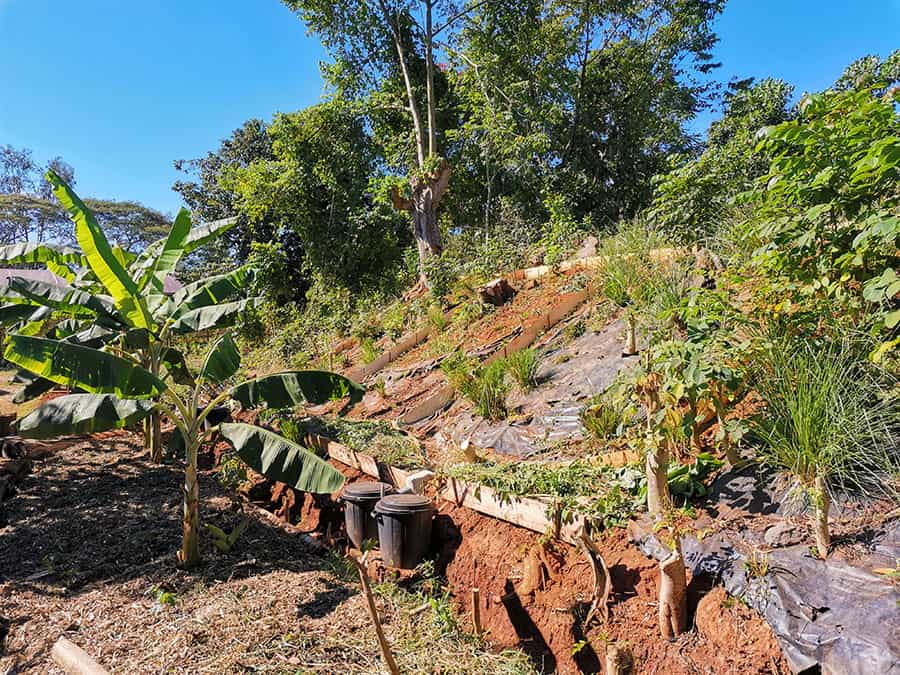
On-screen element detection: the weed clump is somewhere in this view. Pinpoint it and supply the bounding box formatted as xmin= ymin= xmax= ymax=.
xmin=442 ymin=352 xmax=510 ymax=421
xmin=506 ymin=348 xmax=540 ymax=392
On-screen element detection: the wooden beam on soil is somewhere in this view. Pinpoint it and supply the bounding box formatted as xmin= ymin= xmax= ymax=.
xmin=346 ymin=324 xmax=434 ymax=383
xmin=305 ymin=433 xmax=421 ymax=489
xmin=50 ymin=637 xmax=109 ymax=675
xmin=398 ymin=289 xmax=590 ymax=425
xmin=442 ymin=477 xmax=585 ymax=545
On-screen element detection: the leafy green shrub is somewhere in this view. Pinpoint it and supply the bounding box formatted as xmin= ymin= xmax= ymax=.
xmin=360 ymin=337 xmax=379 ymax=364
xmin=580 ymin=392 xmax=635 ymax=442
xmin=540 ymin=194 xmax=583 ymax=265
xmin=442 ymin=353 xmax=510 ymax=421
xmin=750 ymin=337 xmax=898 ymax=557
xmin=506 ymin=349 xmax=540 ymax=391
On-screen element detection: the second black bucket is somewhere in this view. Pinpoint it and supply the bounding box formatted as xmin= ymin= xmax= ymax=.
xmin=342 ymin=481 xmax=395 ymax=549
xmin=374 ymin=494 xmax=435 ymax=569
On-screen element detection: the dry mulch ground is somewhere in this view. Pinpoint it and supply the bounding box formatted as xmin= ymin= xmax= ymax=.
xmin=0 ymin=433 xmax=526 ymax=674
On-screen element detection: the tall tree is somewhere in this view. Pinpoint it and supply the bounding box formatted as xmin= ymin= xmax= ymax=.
xmin=453 ymin=0 xmax=725 ymax=228
xmin=173 ymin=119 xmax=274 ymax=273
xmin=282 ymin=0 xmax=470 ymax=284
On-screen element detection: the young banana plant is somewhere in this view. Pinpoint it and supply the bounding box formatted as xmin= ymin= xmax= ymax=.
xmin=8 ymin=330 xmax=363 ymax=568
xmin=0 ymin=171 xmax=253 ymax=462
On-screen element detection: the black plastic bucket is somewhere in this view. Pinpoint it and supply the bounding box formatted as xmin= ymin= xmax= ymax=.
xmin=374 ymin=494 xmax=435 ymax=569
xmin=342 ymin=481 xmax=395 ymax=549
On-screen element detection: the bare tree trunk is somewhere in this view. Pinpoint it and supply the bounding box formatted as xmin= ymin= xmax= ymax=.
xmin=811 ymin=475 xmax=831 ymax=559
xmin=658 ymin=539 xmax=687 ymax=640
xmin=646 ymin=444 xmax=670 ymax=517
xmin=392 ymin=162 xmax=452 ymax=284
xmin=179 ymin=450 xmax=201 ymax=568
xmin=623 ymin=316 xmax=637 ymax=356
xmin=424 ymin=0 xmax=437 ymax=157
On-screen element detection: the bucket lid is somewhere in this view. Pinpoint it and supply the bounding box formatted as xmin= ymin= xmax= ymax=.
xmin=374 ymin=493 xmax=435 ymax=515
xmin=342 ymin=481 xmax=395 ymax=502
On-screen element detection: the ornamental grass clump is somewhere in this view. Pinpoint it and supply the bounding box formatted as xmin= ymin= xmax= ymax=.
xmin=506 ymin=348 xmax=540 ymax=392
xmin=750 ymin=338 xmax=898 ymax=558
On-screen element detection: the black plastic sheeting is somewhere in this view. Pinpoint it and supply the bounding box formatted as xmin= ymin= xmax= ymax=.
xmin=435 ymin=317 xmax=637 ymax=456
xmin=629 ymin=466 xmax=900 ymax=674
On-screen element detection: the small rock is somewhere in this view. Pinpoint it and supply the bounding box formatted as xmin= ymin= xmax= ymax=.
xmin=575 ymin=235 xmax=598 ymax=259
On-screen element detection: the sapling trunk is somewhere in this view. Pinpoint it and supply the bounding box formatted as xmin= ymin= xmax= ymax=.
xmin=811 ymin=475 xmax=830 ymax=559
xmin=658 ymin=538 xmax=687 ymax=640
xmin=689 ymin=401 xmax=703 ymax=451
xmin=146 ymin=412 xmax=162 ymax=463
xmin=623 ymin=316 xmax=637 ymax=356
xmin=179 ymin=440 xmax=201 ymax=568
xmin=646 ymin=445 xmax=671 ymax=517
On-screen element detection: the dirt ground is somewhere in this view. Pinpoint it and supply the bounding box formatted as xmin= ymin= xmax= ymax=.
xmin=436 ymin=501 xmax=789 ymax=675
xmin=0 ymin=434 xmax=524 ymax=674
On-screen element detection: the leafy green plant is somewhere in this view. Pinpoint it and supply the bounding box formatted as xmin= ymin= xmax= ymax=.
xmin=442 ymin=353 xmax=510 ymax=421
xmin=506 ymin=348 xmax=540 ymax=392
xmin=0 ymin=172 xmax=253 ymax=463
xmin=360 ymin=336 xmax=379 ymax=364
xmin=8 ymin=328 xmax=363 ymax=568
xmin=580 ymin=392 xmax=635 ymax=442
xmin=750 ymin=337 xmax=898 ymax=558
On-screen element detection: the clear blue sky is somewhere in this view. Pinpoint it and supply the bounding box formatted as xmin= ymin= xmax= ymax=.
xmin=1 ymin=0 xmax=898 ymax=216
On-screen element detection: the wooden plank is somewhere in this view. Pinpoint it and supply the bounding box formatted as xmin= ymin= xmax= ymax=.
xmin=347 ymin=325 xmax=433 ymax=383
xmin=306 ymin=432 xmax=418 ymax=488
xmin=441 ymin=477 xmax=584 ymax=545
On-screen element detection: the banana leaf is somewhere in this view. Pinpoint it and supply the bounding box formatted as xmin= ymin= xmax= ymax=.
xmin=0 ymin=242 xmax=81 ymax=266
xmin=133 ymin=216 xmax=237 ymax=276
xmin=230 ymin=371 xmax=364 ymax=409
xmin=6 ymin=277 xmax=119 ymax=321
xmin=219 ymin=422 xmax=345 ymax=494
xmin=12 ymin=375 xmax=57 ymax=404
xmin=200 ymin=331 xmax=241 ymax=383
xmin=17 ymin=393 xmax=155 ymax=439
xmin=169 ymin=297 xmax=261 ymax=334
xmin=137 ymin=208 xmax=191 ymax=292
xmin=4 ymin=334 xmax=165 ymax=398
xmin=46 ymin=170 xmax=152 ymax=329
xmin=0 ymin=303 xmax=43 ymax=326
xmin=161 ymin=347 xmax=194 ymax=386
xmin=165 ymin=266 xmax=254 ymax=320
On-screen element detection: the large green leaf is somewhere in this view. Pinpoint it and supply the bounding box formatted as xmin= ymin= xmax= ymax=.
xmin=17 ymin=393 xmax=155 ymax=439
xmin=137 ymin=208 xmax=191 ymax=292
xmin=200 ymin=331 xmax=241 ymax=382
xmin=46 ymin=170 xmax=152 ymax=329
xmin=230 ymin=371 xmax=364 ymax=409
xmin=219 ymin=422 xmax=345 ymax=494
xmin=161 ymin=347 xmax=195 ymax=386
xmin=0 ymin=242 xmax=81 ymax=266
xmin=169 ymin=297 xmax=261 ymax=334
xmin=12 ymin=375 xmax=56 ymax=404
xmin=4 ymin=335 xmax=165 ymax=398
xmin=6 ymin=277 xmax=119 ymax=321
xmin=0 ymin=303 xmax=44 ymax=326
xmin=133 ymin=216 xmax=237 ymax=276
xmin=164 ymin=266 xmax=254 ymax=320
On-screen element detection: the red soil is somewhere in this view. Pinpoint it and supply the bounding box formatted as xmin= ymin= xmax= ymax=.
xmin=437 ymin=501 xmax=789 ymax=674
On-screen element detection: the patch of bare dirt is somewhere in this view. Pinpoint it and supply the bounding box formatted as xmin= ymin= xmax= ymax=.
xmin=437 ymin=501 xmax=790 ymax=674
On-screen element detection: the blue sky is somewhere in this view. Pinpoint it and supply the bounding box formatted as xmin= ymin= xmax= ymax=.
xmin=1 ymin=0 xmax=898 ymax=216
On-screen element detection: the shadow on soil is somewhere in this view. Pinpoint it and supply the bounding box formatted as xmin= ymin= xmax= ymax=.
xmin=0 ymin=436 xmax=329 ymax=596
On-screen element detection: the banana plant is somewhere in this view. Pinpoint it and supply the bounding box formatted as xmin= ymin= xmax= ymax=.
xmin=0 ymin=171 xmax=250 ymax=462
xmin=7 ymin=330 xmax=363 ymax=568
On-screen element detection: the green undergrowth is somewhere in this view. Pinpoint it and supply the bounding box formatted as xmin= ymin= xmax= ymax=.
xmin=262 ymin=410 xmax=427 ymax=469
xmin=446 ymin=454 xmax=723 ymax=529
